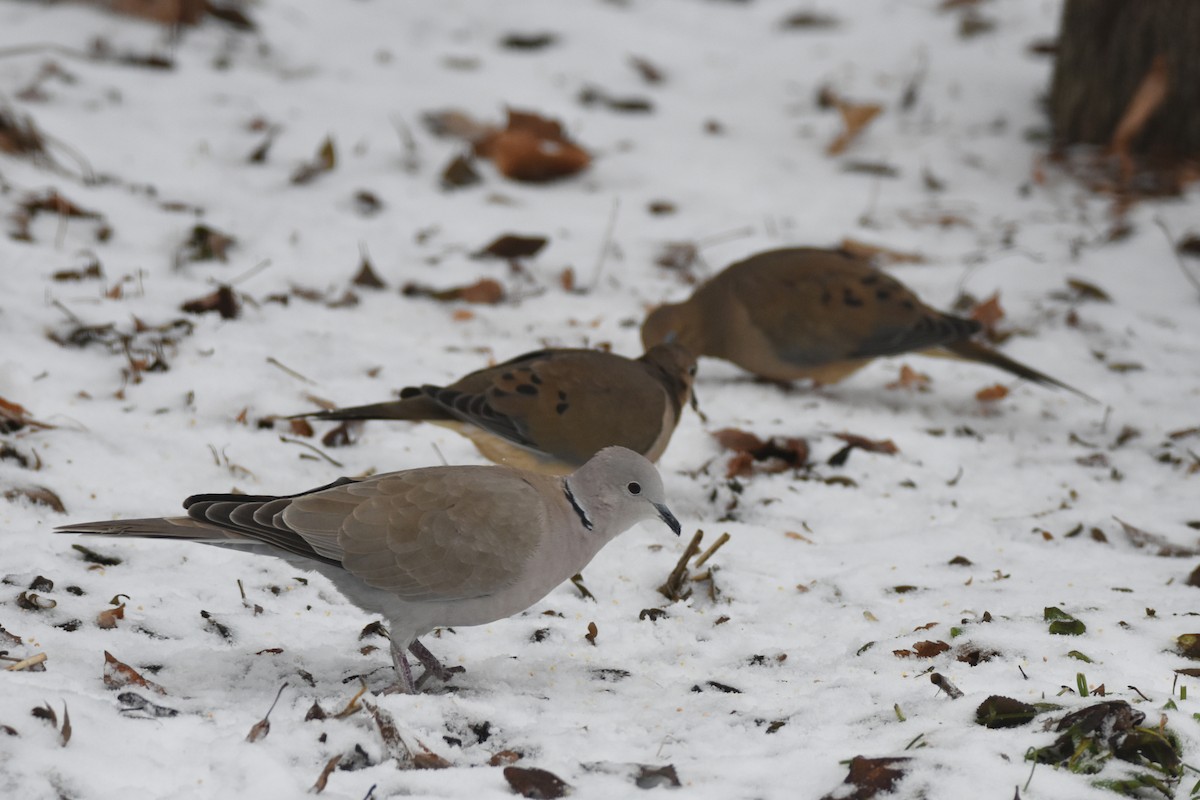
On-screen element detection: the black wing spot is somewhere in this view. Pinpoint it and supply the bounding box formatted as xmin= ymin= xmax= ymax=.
xmin=516 ymin=384 xmax=538 ymax=396
xmin=530 ymin=373 xmax=543 ymax=385
xmin=842 ymin=288 xmax=864 ymax=307
xmin=501 ymin=372 xmax=515 ymax=381
xmin=860 ymin=274 xmax=880 ymax=285
xmin=558 ymin=390 xmax=568 ymax=401
xmin=556 ymin=402 xmax=569 ymax=415
xmin=901 ymin=300 xmax=915 ymax=310
xmin=876 ymin=289 xmax=891 ymax=301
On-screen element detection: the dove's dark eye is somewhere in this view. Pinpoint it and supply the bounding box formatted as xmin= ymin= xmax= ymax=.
xmin=627 ymin=482 xmax=642 ymax=495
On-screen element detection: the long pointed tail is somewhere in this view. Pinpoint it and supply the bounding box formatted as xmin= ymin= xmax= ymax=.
xmin=942 ymin=340 xmax=1098 ymax=403
xmin=288 ymin=395 xmax=448 ymax=422
xmin=55 ymin=516 xmax=252 ymax=545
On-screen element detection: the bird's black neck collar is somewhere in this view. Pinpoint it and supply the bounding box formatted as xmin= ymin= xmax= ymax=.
xmin=563 ymin=480 xmax=593 ymax=531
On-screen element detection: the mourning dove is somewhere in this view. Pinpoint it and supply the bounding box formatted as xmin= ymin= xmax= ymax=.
xmin=293 ymin=343 xmax=697 ymax=474
xmin=56 ymin=446 xmax=681 ymax=694
xmin=642 ymin=247 xmax=1089 ymax=397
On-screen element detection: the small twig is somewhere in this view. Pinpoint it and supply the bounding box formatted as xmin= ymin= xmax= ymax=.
xmin=930 ymin=672 xmax=964 ymax=699
xmin=693 ymin=532 xmax=731 ymax=569
xmin=49 ymin=297 xmax=86 ymax=326
xmin=266 ymin=356 xmax=315 ymax=384
xmin=430 ymin=442 xmax=448 ymax=467
xmin=1123 ymin=681 xmax=1152 ymax=700
xmin=278 ymin=436 xmax=343 ymax=468
xmin=229 ymin=258 xmax=273 ymax=286
xmin=4 ymin=652 xmax=47 ymax=671
xmin=0 ymin=43 xmax=96 ymax=61
xmin=1154 ymin=216 xmax=1200 ymax=297
xmin=390 ymin=115 xmax=420 ymax=173
xmin=658 ymin=529 xmax=704 ymax=600
xmin=588 ymin=197 xmax=621 ymax=290
xmin=696 ymin=225 xmax=755 ymax=248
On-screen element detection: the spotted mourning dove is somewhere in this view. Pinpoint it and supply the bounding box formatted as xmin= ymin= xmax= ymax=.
xmin=642 ymin=247 xmax=1089 ymax=397
xmin=293 ymin=344 xmax=697 ymax=474
xmin=56 ymin=446 xmax=681 ymax=694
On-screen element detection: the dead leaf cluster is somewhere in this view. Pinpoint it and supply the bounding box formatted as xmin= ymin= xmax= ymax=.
xmin=425 ymin=108 xmax=590 ymax=184
xmin=11 ymin=190 xmax=110 ymax=243
xmin=713 ymin=428 xmax=810 ymax=478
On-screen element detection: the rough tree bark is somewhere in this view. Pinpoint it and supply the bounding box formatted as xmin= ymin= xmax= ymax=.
xmin=1049 ymin=0 xmax=1200 ymax=160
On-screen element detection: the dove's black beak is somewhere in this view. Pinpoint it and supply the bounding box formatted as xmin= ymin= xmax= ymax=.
xmin=655 ymin=503 xmax=682 ymax=536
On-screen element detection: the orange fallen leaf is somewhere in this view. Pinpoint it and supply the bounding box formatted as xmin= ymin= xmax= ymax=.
xmin=833 ymin=433 xmax=898 ymax=455
xmin=827 ymin=100 xmax=882 ymax=156
xmin=975 ymin=384 xmax=1009 ymax=402
xmin=886 ymin=364 xmax=932 ymax=392
xmin=839 ymin=237 xmax=925 ymax=265
xmin=969 ymin=292 xmax=1005 ymax=338
xmin=457 ymin=278 xmax=505 ymax=304
xmin=96 ymin=603 xmax=125 ymax=629
xmin=103 ymin=650 xmax=167 ymax=695
xmin=476 ymin=109 xmax=590 ymax=183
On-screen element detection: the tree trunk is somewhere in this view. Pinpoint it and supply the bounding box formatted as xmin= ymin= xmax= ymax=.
xmin=1050 ymin=0 xmax=1200 ymax=160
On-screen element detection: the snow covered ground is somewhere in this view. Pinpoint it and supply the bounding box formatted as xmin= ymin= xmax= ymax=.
xmin=2 ymin=1 xmax=1199 ymax=798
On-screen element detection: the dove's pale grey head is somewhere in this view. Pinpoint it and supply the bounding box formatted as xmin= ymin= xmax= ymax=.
xmin=565 ymin=446 xmax=681 ymax=538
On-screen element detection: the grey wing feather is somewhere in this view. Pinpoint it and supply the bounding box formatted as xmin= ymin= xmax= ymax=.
xmin=284 ymin=467 xmax=549 ymax=602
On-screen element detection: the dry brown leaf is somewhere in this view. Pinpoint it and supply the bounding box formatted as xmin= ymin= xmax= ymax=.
xmin=894 ymin=640 xmax=950 ymax=659
xmin=96 ymin=603 xmax=125 ymax=629
xmin=975 ymin=384 xmax=1009 ymax=403
xmin=352 ymin=257 xmax=386 ymax=289
xmin=504 ymin=766 xmax=571 ymax=799
xmin=839 ymin=238 xmax=925 ymax=264
xmin=181 ymin=285 xmax=239 ymax=319
xmin=724 ymin=451 xmax=755 ymax=479
xmin=457 ymin=278 xmax=505 ymax=304
xmin=4 ymin=485 xmax=66 ymax=513
xmin=180 ymin=224 xmax=235 ymax=263
xmin=103 ymin=651 xmax=166 ymax=695
xmin=489 ymin=750 xmax=523 ymax=766
xmin=968 ymin=292 xmax=1005 ymax=337
xmin=107 ymin=0 xmax=207 ymax=25
xmin=833 ymin=433 xmax=898 ymax=455
xmin=475 ymin=109 xmax=590 ymax=183
xmin=291 ymin=136 xmax=337 ymax=185
xmin=713 ymin=428 xmax=766 ymax=452
xmin=1117 ymin=517 xmax=1200 ymax=558
xmin=820 ymin=756 xmax=910 ymax=800
xmin=288 ymin=418 xmax=314 ymax=437
xmin=0 ymin=396 xmax=53 ymax=432
xmin=311 ymin=754 xmax=342 ymax=793
xmin=474 ymin=234 xmax=548 ymax=260
xmin=827 ymin=101 xmax=883 ymax=156
xmin=886 ymin=364 xmax=932 ymax=392
xmin=403 ymin=278 xmax=505 ymax=305
xmin=559 ymin=267 xmax=576 ymax=292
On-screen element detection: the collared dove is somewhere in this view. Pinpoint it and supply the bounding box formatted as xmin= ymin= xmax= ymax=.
xmin=56 ymin=446 xmax=681 ymax=694
xmin=291 ymin=343 xmax=697 ymax=474
xmin=642 ymin=247 xmax=1091 ymax=398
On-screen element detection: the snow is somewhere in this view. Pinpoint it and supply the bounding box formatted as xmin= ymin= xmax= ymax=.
xmin=2 ymin=1 xmax=1199 ymax=798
